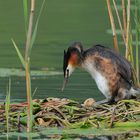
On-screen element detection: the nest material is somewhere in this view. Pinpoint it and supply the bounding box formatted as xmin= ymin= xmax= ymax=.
xmin=0 ymin=98 xmax=140 ymax=130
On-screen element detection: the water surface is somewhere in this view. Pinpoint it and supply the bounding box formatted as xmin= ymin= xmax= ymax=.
xmin=0 ymin=70 xmax=104 ymax=102
xmin=0 ymin=0 xmax=110 ymax=102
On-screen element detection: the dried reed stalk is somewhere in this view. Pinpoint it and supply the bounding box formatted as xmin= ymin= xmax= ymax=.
xmin=122 ymin=0 xmax=127 ymax=38
xmin=106 ymin=0 xmax=119 ymax=52
xmin=113 ymin=0 xmax=127 ymax=48
xmin=125 ymin=0 xmax=131 ymax=59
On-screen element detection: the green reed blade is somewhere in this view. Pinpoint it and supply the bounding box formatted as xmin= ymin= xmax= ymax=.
xmin=29 ymin=0 xmax=46 ymax=55
xmin=128 ymin=28 xmax=134 ymax=66
xmin=11 ymin=39 xmax=25 ymax=69
xmin=5 ymin=78 xmax=11 ymax=133
xmin=23 ymin=0 xmax=28 ymax=34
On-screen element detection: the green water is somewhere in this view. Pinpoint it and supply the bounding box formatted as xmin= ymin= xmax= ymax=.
xmin=0 ymin=0 xmax=112 ymax=102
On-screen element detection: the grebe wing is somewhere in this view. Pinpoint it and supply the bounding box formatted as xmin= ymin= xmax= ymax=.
xmin=84 ymin=45 xmax=133 ymax=84
xmin=96 ymin=45 xmax=133 ymax=84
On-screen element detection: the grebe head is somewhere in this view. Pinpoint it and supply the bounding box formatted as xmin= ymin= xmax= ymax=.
xmin=62 ymin=42 xmax=83 ymax=91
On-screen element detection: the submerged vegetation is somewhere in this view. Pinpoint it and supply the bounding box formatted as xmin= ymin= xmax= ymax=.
xmin=12 ymin=0 xmax=45 ymax=132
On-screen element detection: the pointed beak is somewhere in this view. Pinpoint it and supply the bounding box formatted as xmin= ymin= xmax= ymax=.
xmin=61 ymin=76 xmax=68 ymax=91
xmin=61 ymin=69 xmax=69 ymax=91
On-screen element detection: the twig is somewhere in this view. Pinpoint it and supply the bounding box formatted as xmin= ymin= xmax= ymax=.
xmin=110 ymin=106 xmax=116 ymax=128
xmin=51 ymin=106 xmax=68 ymax=120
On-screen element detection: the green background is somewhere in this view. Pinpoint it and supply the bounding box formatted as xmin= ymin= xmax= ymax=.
xmin=0 ymin=0 xmax=115 ymax=102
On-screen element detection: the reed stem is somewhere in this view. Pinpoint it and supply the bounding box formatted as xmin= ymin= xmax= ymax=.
xmin=122 ymin=0 xmax=127 ymax=39
xmin=106 ymin=0 xmax=119 ymax=52
xmin=25 ymin=0 xmax=35 ymax=132
xmin=113 ymin=0 xmax=127 ymax=50
xmin=5 ymin=79 xmax=11 ymax=133
xmin=125 ymin=0 xmax=131 ymax=59
xmin=135 ymin=0 xmax=140 ymax=84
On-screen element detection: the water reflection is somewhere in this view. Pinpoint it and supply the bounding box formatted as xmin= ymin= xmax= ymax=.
xmin=1 ymin=132 xmax=140 ymax=140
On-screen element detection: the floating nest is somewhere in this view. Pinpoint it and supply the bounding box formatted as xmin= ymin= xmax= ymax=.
xmin=0 ymin=98 xmax=140 ymax=131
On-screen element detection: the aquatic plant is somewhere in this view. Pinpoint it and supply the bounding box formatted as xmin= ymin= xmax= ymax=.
xmin=5 ymin=79 xmax=11 ymax=133
xmin=106 ymin=0 xmax=119 ymax=52
xmin=106 ymin=0 xmax=140 ymax=86
xmin=12 ymin=0 xmax=45 ymax=132
xmin=134 ymin=0 xmax=140 ymax=85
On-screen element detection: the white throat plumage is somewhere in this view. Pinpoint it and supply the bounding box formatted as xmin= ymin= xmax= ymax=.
xmin=66 ymin=64 xmax=75 ymax=77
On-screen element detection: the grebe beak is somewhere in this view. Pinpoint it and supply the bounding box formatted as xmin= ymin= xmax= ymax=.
xmin=61 ymin=69 xmax=69 ymax=91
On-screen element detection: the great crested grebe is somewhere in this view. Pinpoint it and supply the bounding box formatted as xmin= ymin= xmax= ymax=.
xmin=62 ymin=42 xmax=140 ymax=104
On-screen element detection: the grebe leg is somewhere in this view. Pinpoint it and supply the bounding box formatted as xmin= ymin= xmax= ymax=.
xmin=94 ymin=99 xmax=110 ymax=106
